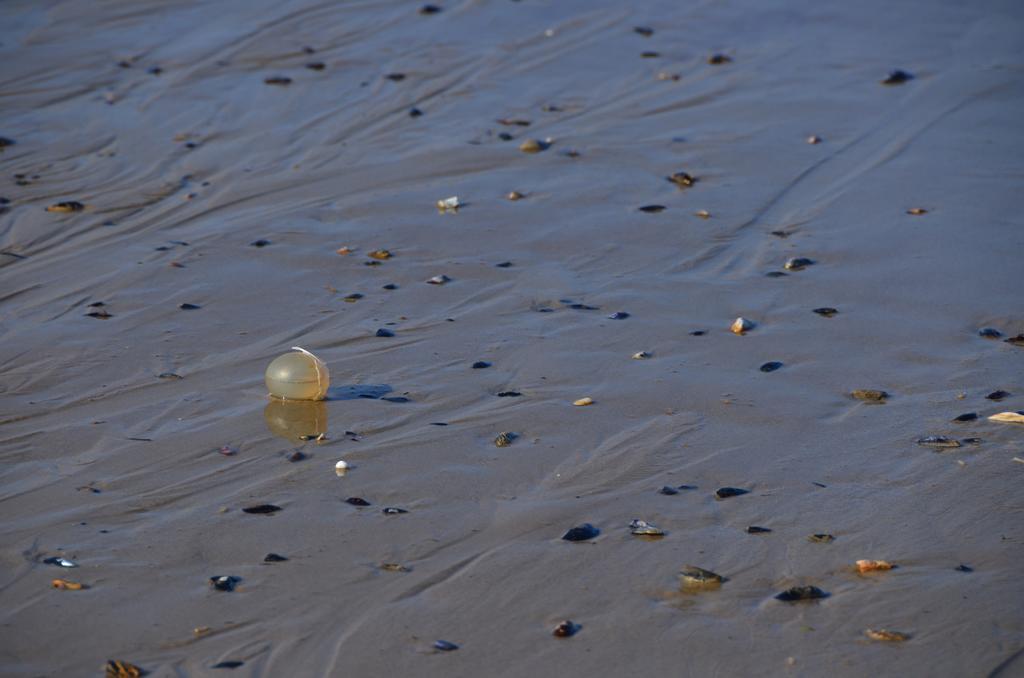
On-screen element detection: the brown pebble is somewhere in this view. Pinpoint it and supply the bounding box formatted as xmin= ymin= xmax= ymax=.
xmin=695 ymin=210 xmax=711 ymax=219
xmin=708 ymin=54 xmax=732 ymax=64
xmin=865 ymin=628 xmax=910 ymax=642
xmin=264 ymin=76 xmax=292 ymax=86
xmin=46 ymin=201 xmax=85 ymax=213
xmin=507 ymin=191 xmax=524 ymax=201
xmin=553 ymin=620 xmax=579 ymax=637
xmin=851 ymin=389 xmax=887 ymax=402
xmin=907 ymin=207 xmax=928 ymax=215
xmin=519 ymin=139 xmax=547 ymax=153
xmin=368 ymin=249 xmax=392 ymax=260
xmin=807 ymin=135 xmax=822 ymax=144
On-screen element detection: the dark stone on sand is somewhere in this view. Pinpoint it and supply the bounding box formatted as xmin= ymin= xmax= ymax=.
xmin=179 ymin=303 xmax=201 ymax=310
xmin=667 ymin=172 xmax=697 ymax=187
xmin=881 ymin=69 xmax=913 ymax=85
xmin=305 ymin=62 xmax=325 ymax=70
xmin=690 ymin=330 xmax=707 ymax=336
xmin=86 ymin=310 xmax=113 ymax=319
xmin=553 ymin=620 xmax=580 ymax=637
xmin=472 ymin=361 xmax=491 ymax=369
xmin=760 ymin=361 xmax=783 ymax=373
xmin=1004 ymin=334 xmax=1024 ymax=346
xmin=634 ymin=26 xmax=654 ymax=36
xmin=784 ymin=257 xmax=814 ymax=271
xmin=962 ymin=437 xmax=983 ymax=445
xmin=813 ymin=307 xmax=838 ymax=317
xmin=708 ymin=54 xmax=732 ymax=64
xmin=345 ymin=497 xmax=370 ymax=506
xmin=641 ymin=51 xmax=661 ymax=58
xmin=978 ymin=327 xmax=1002 ymax=339
xmin=638 ymin=205 xmax=666 ymax=213
xmin=419 ymin=4 xmax=442 ymax=14
xmin=264 ymin=553 xmax=288 ymax=562
xmin=0 ymin=136 xmax=16 ymax=148
xmin=715 ymin=487 xmax=749 ymax=499
xmin=852 ymin=389 xmax=888 ymax=402
xmin=384 ymin=73 xmax=406 ymax=82
xmin=409 ymin=107 xmax=424 ymax=118
xmin=495 ymin=261 xmax=513 ymax=267
xmin=496 ymin=391 xmax=521 ymax=397
xmin=808 ymin=534 xmax=834 ymax=543
xmin=659 ymin=486 xmax=679 ymax=495
xmin=680 ymin=565 xmax=726 ymax=585
xmin=382 ymin=283 xmax=398 ymax=290
xmin=608 ymin=311 xmax=630 ymax=319
xmin=375 ymin=328 xmax=395 ymax=337
xmin=986 ymin=390 xmax=1010 ymax=401
xmin=382 ymin=507 xmax=409 ymax=514
xmin=46 ymin=201 xmax=85 ymax=212
xmin=433 ymin=640 xmax=459 ymax=652
xmin=916 ymin=436 xmax=961 ymax=449
xmin=212 ymin=661 xmax=245 ymax=669
xmin=209 ymin=575 xmax=239 ymax=591
xmin=264 ymin=76 xmax=291 ymax=86
xmin=746 ymin=526 xmax=772 ymax=534
xmin=242 ymin=504 xmax=282 ymax=514
xmin=955 ymin=564 xmax=973 ymax=572
xmin=498 ymin=132 xmax=513 ymax=141
xmin=765 ymin=271 xmax=788 ymax=278
xmin=381 ymin=396 xmax=408 ymax=403
xmin=250 ymin=239 xmax=270 ymax=247
xmin=569 ymin=303 xmax=599 ymax=310
xmin=285 ymin=450 xmax=306 ymax=462
xmin=775 ymin=585 xmax=828 ymax=602
xmin=952 ymin=413 xmax=978 ymax=422
xmin=562 ymin=523 xmax=599 ymax=541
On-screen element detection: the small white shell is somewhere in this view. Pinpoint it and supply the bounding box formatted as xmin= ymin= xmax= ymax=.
xmin=731 ymin=317 xmax=755 ymax=334
xmin=989 ymin=411 xmax=1024 ymax=424
xmin=632 ymin=351 xmax=651 ymax=360
xmin=436 ymin=196 xmax=461 ymax=212
xmin=573 ymin=397 xmax=594 ymax=406
xmin=427 ymin=274 xmax=450 ymax=285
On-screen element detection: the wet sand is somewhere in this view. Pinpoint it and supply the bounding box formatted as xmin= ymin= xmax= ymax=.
xmin=2 ymin=0 xmax=1024 ymax=675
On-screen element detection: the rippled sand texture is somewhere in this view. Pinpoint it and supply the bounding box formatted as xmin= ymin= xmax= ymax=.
xmin=2 ymin=0 xmax=1024 ymax=675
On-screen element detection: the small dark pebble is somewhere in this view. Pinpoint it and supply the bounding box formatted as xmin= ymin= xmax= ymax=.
xmin=376 ymin=328 xmax=395 ymax=337
xmin=147 ymin=66 xmax=163 ymax=75
xmin=382 ymin=396 xmax=409 ymax=403
xmin=962 ymin=437 xmax=983 ymax=445
xmin=179 ymin=303 xmax=201 ymax=310
xmin=784 ymin=257 xmax=815 ymax=271
xmin=210 ymin=575 xmax=239 ymax=592
xmin=496 ymin=391 xmax=521 ymax=397
xmin=952 ymin=412 xmax=978 ymax=422
xmin=638 ymin=205 xmax=666 ymax=213
xmin=495 ymin=261 xmax=513 ymax=268
xmin=472 ymin=361 xmax=491 ymax=369
xmin=212 ymin=661 xmax=245 ymax=669
xmin=86 ymin=310 xmax=113 ymax=319
xmin=1004 ymin=334 xmax=1024 ymax=346
xmin=419 ymin=4 xmax=442 ymax=14
xmin=382 ymin=507 xmax=409 ymax=515
xmin=47 ymin=201 xmax=85 ymax=212
xmin=250 ymin=239 xmax=270 ymax=247
xmin=384 ymin=73 xmax=406 ymax=82
xmin=345 ymin=497 xmax=371 ymax=506
xmin=760 ymin=361 xmax=783 ymax=373
xmin=433 ymin=640 xmax=458 ymax=652
xmin=708 ymin=54 xmax=732 ymax=64
xmin=689 ymin=330 xmax=707 ymax=336
xmin=775 ymin=585 xmax=828 ymax=602
xmin=916 ymin=435 xmax=961 ymax=449
xmin=813 ymin=307 xmax=838 ymax=317
xmin=157 ymin=372 xmax=182 ymax=380
xmin=303 ymin=46 xmax=316 ymax=54
xmin=667 ymin=172 xmax=697 ymax=187
xmin=658 ymin=486 xmax=679 ymax=495
xmin=264 ymin=76 xmax=292 ymax=86
xmin=569 ymin=303 xmax=599 ymax=310
xmin=409 ymin=107 xmax=424 ymax=118
xmin=809 ymin=533 xmax=834 ymax=543
xmin=978 ymin=327 xmax=1002 ymax=339
xmin=305 ymin=62 xmax=325 ymax=71
xmin=242 ymin=504 xmax=282 ymax=514
xmin=715 ymin=487 xmax=749 ymax=499
xmin=343 ymin=293 xmax=363 ymax=303
xmin=382 ymin=284 xmax=398 ymax=291
xmin=498 ymin=132 xmax=514 ymax=141
xmin=285 ymin=450 xmax=306 ymax=462
xmin=634 ymin=26 xmax=654 ymax=37
xmin=0 ymin=136 xmax=16 ymax=148
xmin=608 ymin=311 xmax=630 ymax=319
xmin=764 ymin=271 xmax=788 ymax=278
xmin=881 ymin=69 xmax=913 ymax=85
xmin=641 ymin=51 xmax=661 ymax=58
xmin=429 ymin=422 xmax=448 ymax=426
xmin=746 ymin=526 xmax=772 ymax=534
xmin=955 ymin=564 xmax=973 ymax=572
xmin=986 ymin=390 xmax=1010 ymax=401
xmin=553 ymin=620 xmax=580 ymax=637
xmin=264 ymin=553 xmax=288 ymax=562
xmin=562 ymin=523 xmax=599 ymax=541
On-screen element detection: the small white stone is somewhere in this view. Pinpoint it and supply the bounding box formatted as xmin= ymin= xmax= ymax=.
xmin=731 ymin=317 xmax=755 ymax=334
xmin=436 ymin=196 xmax=461 ymax=212
xmin=335 ymin=460 xmax=350 ymax=476
xmin=632 ymin=351 xmax=651 ymax=360
xmin=989 ymin=411 xmax=1024 ymax=424
xmin=427 ymin=274 xmax=450 ymax=285
xmin=573 ymin=397 xmax=594 ymax=406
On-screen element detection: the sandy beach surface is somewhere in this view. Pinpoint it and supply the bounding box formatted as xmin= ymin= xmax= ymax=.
xmin=2 ymin=0 xmax=1023 ymax=675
